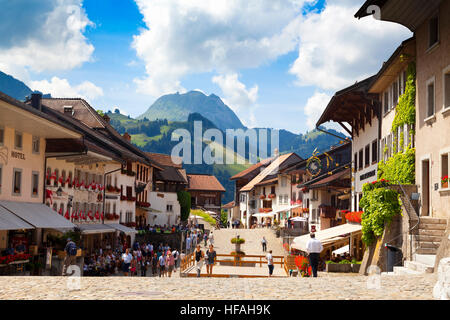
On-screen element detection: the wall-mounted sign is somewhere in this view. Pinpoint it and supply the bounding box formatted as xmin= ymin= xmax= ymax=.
xmin=360 ymin=170 xmax=376 ymax=181
xmin=11 ymin=151 xmax=25 ymax=160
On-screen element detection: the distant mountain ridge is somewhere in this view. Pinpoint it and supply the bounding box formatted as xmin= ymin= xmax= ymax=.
xmin=0 ymin=70 xmax=33 ymax=101
xmin=138 ymin=90 xmax=245 ymax=131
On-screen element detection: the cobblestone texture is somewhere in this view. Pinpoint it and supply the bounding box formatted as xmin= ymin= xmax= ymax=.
xmin=0 ymin=273 xmax=437 ymax=300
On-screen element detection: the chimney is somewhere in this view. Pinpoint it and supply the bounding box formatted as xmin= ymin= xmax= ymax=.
xmin=30 ymin=92 xmax=42 ymax=111
xmin=102 ymin=114 xmax=110 ymax=123
xmin=123 ymin=132 xmax=131 ymax=142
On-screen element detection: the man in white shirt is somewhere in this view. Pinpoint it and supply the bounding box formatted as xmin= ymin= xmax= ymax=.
xmin=265 ymin=250 xmax=274 ymax=277
xmin=121 ymin=249 xmax=132 ymax=276
xmin=306 ymin=233 xmax=323 ymax=277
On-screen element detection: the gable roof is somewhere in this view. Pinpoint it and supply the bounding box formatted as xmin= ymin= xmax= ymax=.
xmin=146 ymin=152 xmax=183 ymax=169
xmin=239 ymin=153 xmax=302 ymax=192
xmin=187 ymin=174 xmax=226 ymax=192
xmin=229 ymin=157 xmax=273 ymax=180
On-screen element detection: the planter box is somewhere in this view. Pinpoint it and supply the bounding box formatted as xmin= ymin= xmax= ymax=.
xmin=326 ymin=263 xmax=361 ymax=273
xmin=326 ymin=263 xmax=352 ymax=273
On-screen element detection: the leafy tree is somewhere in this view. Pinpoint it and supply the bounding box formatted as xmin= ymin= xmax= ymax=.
xmin=177 ymin=190 xmax=191 ymax=221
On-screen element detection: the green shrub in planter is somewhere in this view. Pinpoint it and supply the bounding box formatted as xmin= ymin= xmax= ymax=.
xmin=338 ymin=259 xmax=351 ymax=264
xmin=231 ymin=238 xmax=245 ymax=244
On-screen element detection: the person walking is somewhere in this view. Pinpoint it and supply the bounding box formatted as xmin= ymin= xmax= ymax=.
xmin=194 ymin=244 xmax=205 ymax=278
xmin=306 ymin=233 xmax=323 ymax=278
xmin=62 ymin=238 xmax=78 ymax=276
xmin=158 ymin=252 xmax=166 ymax=277
xmin=203 ymin=233 xmax=208 ymax=247
xmin=261 ymin=236 xmax=267 ymax=252
xmin=166 ymin=251 xmax=175 ymax=277
xmin=205 ymin=244 xmax=216 ymax=277
xmin=265 ymin=250 xmax=274 ymax=277
xmin=208 ymin=232 xmax=214 ymax=246
xmin=172 ymin=248 xmax=179 ymax=272
xmin=140 ymin=256 xmax=148 ymax=277
xmin=151 ymin=253 xmax=158 ymax=276
xmin=121 ymin=248 xmax=132 ymax=276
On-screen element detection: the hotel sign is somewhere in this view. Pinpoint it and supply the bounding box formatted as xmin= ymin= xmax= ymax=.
xmin=11 ymin=151 xmax=25 ymax=160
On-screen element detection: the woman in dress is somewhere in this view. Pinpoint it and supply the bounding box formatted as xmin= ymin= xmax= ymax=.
xmin=205 ymin=244 xmax=216 ymax=276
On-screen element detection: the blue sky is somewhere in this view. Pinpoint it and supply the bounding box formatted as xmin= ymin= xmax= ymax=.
xmin=0 ymin=0 xmax=411 ymax=134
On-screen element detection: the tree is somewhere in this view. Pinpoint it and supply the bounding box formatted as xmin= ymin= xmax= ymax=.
xmin=177 ymin=190 xmax=191 ymax=221
xmin=96 ymin=109 xmax=104 ymax=116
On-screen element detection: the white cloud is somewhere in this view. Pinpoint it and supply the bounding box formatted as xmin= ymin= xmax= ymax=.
xmin=0 ymin=0 xmax=94 ymax=79
xmin=289 ymin=1 xmax=412 ymax=90
xmin=132 ymin=0 xmax=306 ymax=97
xmin=304 ymin=91 xmax=331 ymax=130
xmin=30 ymin=77 xmax=103 ymax=102
xmin=212 ymin=73 xmax=258 ymax=111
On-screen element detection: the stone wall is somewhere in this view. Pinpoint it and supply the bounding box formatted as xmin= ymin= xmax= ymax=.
xmin=434 ymin=225 xmax=450 ymax=272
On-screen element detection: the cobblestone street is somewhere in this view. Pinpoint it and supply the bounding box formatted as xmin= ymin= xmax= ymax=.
xmin=0 ymin=273 xmax=437 ymax=300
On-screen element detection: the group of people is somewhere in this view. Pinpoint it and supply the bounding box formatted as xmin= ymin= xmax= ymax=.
xmin=63 ymin=237 xmax=184 ymax=277
xmin=185 ymin=229 xmax=214 ymax=253
xmin=193 ymin=244 xmax=217 ymax=277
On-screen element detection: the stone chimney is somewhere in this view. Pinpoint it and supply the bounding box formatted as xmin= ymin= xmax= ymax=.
xmin=123 ymin=132 xmax=131 ymax=142
xmin=102 ymin=114 xmax=110 ymax=123
xmin=30 ymin=92 xmax=42 ymax=111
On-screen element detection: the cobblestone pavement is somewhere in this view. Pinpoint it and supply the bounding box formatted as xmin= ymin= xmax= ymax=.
xmin=0 ymin=273 xmax=437 ymax=300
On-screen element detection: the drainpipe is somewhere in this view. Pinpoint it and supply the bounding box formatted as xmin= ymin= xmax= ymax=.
xmin=315 ymin=126 xmax=350 ymax=141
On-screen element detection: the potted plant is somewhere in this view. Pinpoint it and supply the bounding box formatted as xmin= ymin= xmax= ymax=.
xmin=442 ymin=175 xmax=449 ymax=188
xmin=231 ymin=236 xmax=245 ymax=252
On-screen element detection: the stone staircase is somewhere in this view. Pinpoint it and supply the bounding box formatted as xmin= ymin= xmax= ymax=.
xmin=388 ymin=217 xmax=447 ymax=275
xmin=210 ymin=228 xmax=284 ymax=255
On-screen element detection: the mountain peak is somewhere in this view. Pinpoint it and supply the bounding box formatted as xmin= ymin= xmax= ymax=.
xmin=137 ymin=90 xmax=245 ymax=131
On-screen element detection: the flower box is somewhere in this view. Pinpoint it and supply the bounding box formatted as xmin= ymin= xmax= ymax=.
xmin=268 ymin=194 xmax=276 ymax=199
xmin=259 ymin=195 xmax=266 ymax=199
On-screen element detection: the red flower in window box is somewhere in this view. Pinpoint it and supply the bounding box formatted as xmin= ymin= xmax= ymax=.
xmin=259 ymin=208 xmax=264 ymax=213
xmin=301 ymin=187 xmax=308 ymax=193
xmin=264 ymin=208 xmax=272 ymax=213
xmin=259 ymin=195 xmax=266 ymax=199
xmin=345 ymin=211 xmax=363 ymax=223
xmin=268 ymin=194 xmax=276 ymax=199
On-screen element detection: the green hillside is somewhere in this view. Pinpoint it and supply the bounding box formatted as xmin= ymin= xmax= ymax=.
xmin=0 ymin=70 xmax=33 ymax=101
xmin=107 ymin=109 xmax=347 ymax=204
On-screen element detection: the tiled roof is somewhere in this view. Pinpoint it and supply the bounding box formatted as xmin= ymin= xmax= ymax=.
xmin=240 ymin=153 xmax=302 ymax=192
xmin=187 ymin=174 xmax=226 ymax=192
xmin=146 ymin=152 xmax=183 ymax=168
xmin=223 ymin=201 xmax=235 ymax=209
xmin=154 ymin=166 xmax=188 ymax=183
xmin=230 ymin=157 xmax=273 ymax=180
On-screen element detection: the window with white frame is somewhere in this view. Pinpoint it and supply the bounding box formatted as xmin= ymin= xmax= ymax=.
xmin=281 ymin=176 xmax=287 ymax=187
xmin=31 ymin=172 xmax=39 ymax=197
xmin=14 ymin=131 xmax=22 ymax=150
xmin=12 ymin=168 xmax=22 ymax=195
xmin=444 ymin=66 xmax=450 ymax=111
xmin=32 ymin=136 xmax=40 ymax=154
xmin=392 ymin=80 xmax=399 ymax=107
xmin=383 ymin=91 xmax=389 ymax=114
xmin=427 ymin=77 xmax=435 ymax=118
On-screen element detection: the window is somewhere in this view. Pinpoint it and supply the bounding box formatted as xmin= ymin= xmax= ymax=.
xmin=32 ymin=136 xmax=40 ymax=154
xmin=402 ymin=71 xmax=407 ymax=95
xmin=441 ymin=152 xmax=449 ymax=188
xmin=429 ymin=15 xmax=439 ymax=48
xmin=358 ymin=149 xmax=363 ymax=170
xmin=13 ymin=169 xmax=22 ymax=195
xmin=354 ymin=153 xmax=357 ymax=171
xmin=365 ymin=144 xmax=370 ymax=167
xmin=63 ymin=106 xmax=73 ymax=115
xmin=392 ymin=80 xmax=398 ymax=107
xmin=281 ymin=176 xmax=287 ymax=187
xmin=284 ymin=195 xmax=289 ymax=204
xmin=14 ymin=131 xmax=22 ymax=150
xmin=372 ymin=140 xmax=378 ymax=163
xmin=444 ymin=68 xmax=450 ymax=110
xmin=312 ymin=190 xmax=318 ymax=201
xmin=31 ymin=172 xmax=39 ymax=197
xmin=271 ymin=186 xmax=275 ymax=194
xmin=427 ymin=79 xmax=435 ymax=118
xmin=383 ymin=91 xmax=389 ymax=114
xmin=167 ymin=204 xmax=173 ymax=212
xmin=126 ymin=186 xmax=132 ymax=198
xmin=387 ymin=134 xmax=392 ymax=159
xmin=0 ymin=126 xmax=4 ymax=145
xmin=136 ymin=164 xmax=140 ymax=180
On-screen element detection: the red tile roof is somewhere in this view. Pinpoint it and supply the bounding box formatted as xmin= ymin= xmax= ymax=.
xmin=229 ymin=157 xmax=273 ymax=180
xmin=146 ymin=152 xmax=183 ymax=168
xmin=187 ymin=174 xmax=226 ymax=192
xmin=223 ymin=201 xmax=235 ymax=209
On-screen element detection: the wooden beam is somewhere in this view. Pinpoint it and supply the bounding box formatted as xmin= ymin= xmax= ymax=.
xmin=338 ymin=121 xmax=352 ymax=136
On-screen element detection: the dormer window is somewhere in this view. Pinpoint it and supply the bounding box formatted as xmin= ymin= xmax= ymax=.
xmin=63 ymin=106 xmax=73 ymax=115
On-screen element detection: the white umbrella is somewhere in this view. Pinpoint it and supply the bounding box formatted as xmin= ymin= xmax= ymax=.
xmin=332 ymin=245 xmax=349 ymax=255
xmin=290 ymin=216 xmax=307 ymax=222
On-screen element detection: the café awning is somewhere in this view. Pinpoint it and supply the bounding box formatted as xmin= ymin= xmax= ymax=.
xmin=76 ymin=224 xmax=116 ymax=235
xmin=291 ymin=223 xmax=362 ymax=252
xmin=107 ymin=223 xmax=137 ymax=234
xmin=0 ymin=201 xmax=76 ymax=229
xmin=252 ymin=212 xmax=276 ymax=218
xmin=0 ymin=205 xmax=34 ymax=231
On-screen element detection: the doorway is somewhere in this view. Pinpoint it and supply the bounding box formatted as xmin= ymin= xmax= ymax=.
xmin=421 ymin=159 xmax=430 ymax=216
